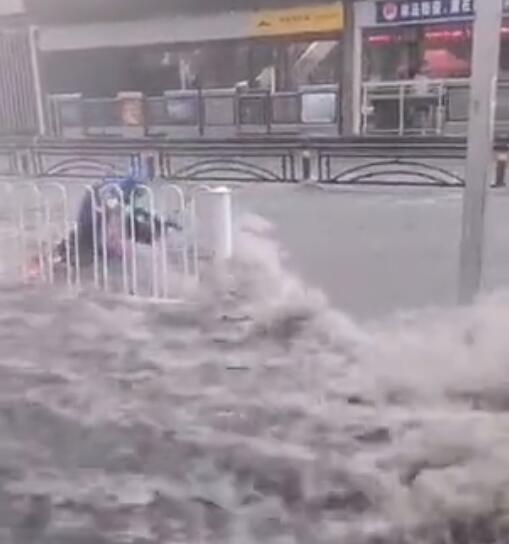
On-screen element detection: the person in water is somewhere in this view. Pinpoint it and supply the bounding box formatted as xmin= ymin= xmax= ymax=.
xmin=57 ymin=176 xmax=181 ymax=269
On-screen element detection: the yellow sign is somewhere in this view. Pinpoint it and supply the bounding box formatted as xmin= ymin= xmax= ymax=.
xmin=252 ymin=3 xmax=344 ymax=37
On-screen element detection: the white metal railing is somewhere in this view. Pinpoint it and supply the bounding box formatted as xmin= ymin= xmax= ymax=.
xmin=0 ymin=180 xmax=233 ymax=301
xmin=361 ymin=78 xmax=455 ymax=136
xmin=361 ymin=78 xmax=509 ymax=136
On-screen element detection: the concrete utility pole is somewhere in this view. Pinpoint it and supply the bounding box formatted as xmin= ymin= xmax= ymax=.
xmin=28 ymin=26 xmax=46 ymax=136
xmin=340 ymin=1 xmax=355 ymax=135
xmin=458 ymin=0 xmax=503 ymax=304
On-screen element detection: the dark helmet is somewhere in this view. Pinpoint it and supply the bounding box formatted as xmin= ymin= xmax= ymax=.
xmin=96 ymin=176 xmax=142 ymax=209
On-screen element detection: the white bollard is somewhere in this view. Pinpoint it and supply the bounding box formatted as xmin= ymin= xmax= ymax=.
xmin=209 ymin=186 xmax=233 ymax=262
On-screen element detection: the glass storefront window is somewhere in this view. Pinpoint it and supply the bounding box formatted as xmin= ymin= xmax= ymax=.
xmin=133 ymin=43 xmax=254 ymax=92
xmin=361 ymin=19 xmax=509 ymax=135
xmin=273 ymin=39 xmax=341 ymax=90
xmin=363 ymin=22 xmax=476 ymax=81
xmin=363 ymin=20 xmax=509 ymax=82
xmin=45 ymin=36 xmax=342 ymax=98
xmin=176 ymin=38 xmax=341 ymax=92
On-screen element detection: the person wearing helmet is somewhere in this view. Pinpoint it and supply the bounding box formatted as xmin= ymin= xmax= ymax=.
xmin=56 ymin=176 xmax=181 ymax=271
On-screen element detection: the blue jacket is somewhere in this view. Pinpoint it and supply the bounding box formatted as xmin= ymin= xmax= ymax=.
xmin=61 ymin=177 xmax=180 ymax=267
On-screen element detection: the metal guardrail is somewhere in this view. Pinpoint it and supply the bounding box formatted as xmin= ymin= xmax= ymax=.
xmin=0 ymin=180 xmax=234 ymax=299
xmin=48 ymin=79 xmax=509 ymax=139
xmin=5 ymin=126 xmax=509 ymax=187
xmin=48 ymin=85 xmax=341 ymax=138
xmin=0 ymin=135 xmax=481 ymax=187
xmin=361 ymin=78 xmax=509 ymax=136
xmin=361 ymin=79 xmax=447 ymax=136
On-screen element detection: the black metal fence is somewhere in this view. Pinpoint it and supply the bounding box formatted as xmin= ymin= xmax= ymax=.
xmin=0 ymin=134 xmax=489 ymax=189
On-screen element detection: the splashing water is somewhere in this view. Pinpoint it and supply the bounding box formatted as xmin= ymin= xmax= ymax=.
xmin=0 ymin=213 xmax=508 ymax=543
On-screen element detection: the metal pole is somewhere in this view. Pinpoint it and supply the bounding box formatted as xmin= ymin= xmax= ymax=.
xmin=28 ymin=26 xmax=46 ymax=136
xmin=340 ymin=1 xmax=355 ymax=135
xmin=209 ymin=186 xmax=233 ymax=262
xmin=458 ymin=0 xmax=503 ymax=304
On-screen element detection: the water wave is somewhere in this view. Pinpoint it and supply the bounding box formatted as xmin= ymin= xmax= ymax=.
xmin=0 ymin=214 xmax=507 ymax=543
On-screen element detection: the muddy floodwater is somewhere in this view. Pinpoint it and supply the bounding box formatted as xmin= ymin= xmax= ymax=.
xmin=0 ymin=215 xmax=509 ymax=543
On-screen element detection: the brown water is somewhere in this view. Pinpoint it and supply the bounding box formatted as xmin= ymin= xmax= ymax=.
xmin=0 ymin=214 xmax=508 ymax=543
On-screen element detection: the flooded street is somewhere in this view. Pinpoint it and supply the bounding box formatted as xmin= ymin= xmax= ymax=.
xmin=0 ymin=216 xmax=509 ymax=543
xmin=0 ymin=0 xmax=505 ymax=539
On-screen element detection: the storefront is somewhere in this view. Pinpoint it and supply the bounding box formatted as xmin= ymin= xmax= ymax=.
xmin=353 ymin=0 xmax=509 ymax=134
xmin=363 ymin=0 xmax=509 ymax=81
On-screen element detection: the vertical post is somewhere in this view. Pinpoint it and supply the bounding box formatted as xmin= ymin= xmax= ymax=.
xmin=179 ymin=58 xmax=187 ymax=90
xmin=247 ymin=44 xmax=256 ymax=89
xmin=197 ymin=85 xmax=205 ymax=137
xmin=340 ymin=1 xmax=355 ymax=135
xmin=28 ymin=26 xmax=46 ymax=136
xmin=302 ymin=150 xmax=312 ymax=182
xmin=351 ymin=0 xmax=368 ymax=135
xmin=209 ymin=186 xmax=233 ymax=262
xmin=494 ymin=148 xmax=508 ymax=188
xmin=398 ymin=84 xmax=405 ymax=136
xmin=266 ymin=90 xmax=272 ymax=135
xmin=458 ymin=0 xmax=503 ymax=304
xmin=144 ymin=153 xmax=156 ymax=182
xmin=360 ymin=84 xmax=368 ymax=135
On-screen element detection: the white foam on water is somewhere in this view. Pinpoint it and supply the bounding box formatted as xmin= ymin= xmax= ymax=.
xmin=0 ymin=213 xmax=507 ymax=543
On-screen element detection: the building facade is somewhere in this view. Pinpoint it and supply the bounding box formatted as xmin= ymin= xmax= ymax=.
xmin=355 ymin=0 xmax=509 ymax=134
xmin=34 ymin=0 xmax=343 ymax=95
xmin=0 ymin=0 xmax=507 ymax=137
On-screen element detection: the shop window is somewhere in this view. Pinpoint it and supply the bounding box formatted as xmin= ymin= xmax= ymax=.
xmin=134 ymin=43 xmax=251 ymax=92
xmin=44 ymin=48 xmax=138 ymax=98
xmin=363 ymin=22 xmax=474 ymax=81
xmin=274 ymin=39 xmax=341 ymax=91
xmin=45 ymin=36 xmax=342 ymax=98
